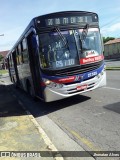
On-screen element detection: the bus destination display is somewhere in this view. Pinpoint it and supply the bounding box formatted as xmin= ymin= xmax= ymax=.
xmin=45 ymin=15 xmax=98 ymax=26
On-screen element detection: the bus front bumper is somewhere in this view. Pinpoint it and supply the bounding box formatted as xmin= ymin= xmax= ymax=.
xmin=43 ymin=71 xmax=106 ymax=102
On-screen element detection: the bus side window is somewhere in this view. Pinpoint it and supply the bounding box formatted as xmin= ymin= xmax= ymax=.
xmin=21 ymin=42 xmax=24 ymax=63
xmin=9 ymin=55 xmax=12 ymax=67
xmin=18 ymin=43 xmax=23 ymax=64
xmin=11 ymin=54 xmax=13 ymax=67
xmin=22 ymin=38 xmax=28 ymax=63
xmin=16 ymin=47 xmax=20 ymax=65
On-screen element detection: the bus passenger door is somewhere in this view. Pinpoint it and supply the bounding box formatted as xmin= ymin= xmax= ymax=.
xmin=12 ymin=50 xmax=20 ymax=85
xmin=27 ymin=33 xmax=43 ymax=99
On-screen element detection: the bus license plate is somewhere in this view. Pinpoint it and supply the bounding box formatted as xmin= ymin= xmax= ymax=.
xmin=77 ymin=85 xmax=87 ymax=90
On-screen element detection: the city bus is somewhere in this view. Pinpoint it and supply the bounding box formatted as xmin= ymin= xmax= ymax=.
xmin=6 ymin=11 xmax=106 ymax=102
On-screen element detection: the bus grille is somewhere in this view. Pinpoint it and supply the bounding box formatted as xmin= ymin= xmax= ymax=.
xmin=55 ymin=60 xmax=104 ymax=76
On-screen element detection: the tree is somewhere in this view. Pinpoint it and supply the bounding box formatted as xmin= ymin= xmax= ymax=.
xmin=0 ymin=54 xmax=4 ymax=62
xmin=103 ymin=37 xmax=115 ymax=44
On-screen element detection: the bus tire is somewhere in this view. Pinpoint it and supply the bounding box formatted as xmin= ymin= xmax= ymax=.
xmin=26 ymin=81 xmax=33 ymax=97
xmin=14 ymin=80 xmax=19 ymax=89
xmin=13 ymin=77 xmax=15 ymax=83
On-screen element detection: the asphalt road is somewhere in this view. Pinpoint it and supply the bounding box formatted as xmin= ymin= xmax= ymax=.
xmin=105 ymin=59 xmax=120 ymax=67
xmin=2 ymin=70 xmax=120 ymax=159
xmin=41 ymin=70 xmax=120 ymax=151
xmin=47 ymin=71 xmax=120 ymax=151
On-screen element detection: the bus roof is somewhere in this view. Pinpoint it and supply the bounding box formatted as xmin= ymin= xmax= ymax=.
xmin=34 ymin=10 xmax=98 ymax=19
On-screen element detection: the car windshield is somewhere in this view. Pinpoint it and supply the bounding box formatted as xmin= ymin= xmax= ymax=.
xmin=39 ymin=28 xmax=102 ymax=69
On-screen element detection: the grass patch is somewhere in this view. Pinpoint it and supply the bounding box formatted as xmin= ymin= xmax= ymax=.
xmin=0 ymin=70 xmax=8 ymax=75
xmin=106 ymin=67 xmax=120 ymax=70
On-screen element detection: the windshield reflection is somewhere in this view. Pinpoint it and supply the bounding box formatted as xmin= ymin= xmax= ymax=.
xmin=39 ymin=30 xmax=79 ymax=69
xmin=78 ymin=28 xmax=102 ymax=58
xmin=39 ymin=28 xmax=102 ymax=69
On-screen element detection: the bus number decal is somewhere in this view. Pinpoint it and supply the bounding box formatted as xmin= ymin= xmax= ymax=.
xmin=88 ymin=71 xmax=97 ymax=78
xmin=65 ymin=59 xmax=75 ymax=66
xmin=56 ymin=61 xmax=63 ymax=67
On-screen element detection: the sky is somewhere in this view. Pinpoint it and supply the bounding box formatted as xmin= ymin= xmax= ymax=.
xmin=0 ymin=0 xmax=120 ymax=51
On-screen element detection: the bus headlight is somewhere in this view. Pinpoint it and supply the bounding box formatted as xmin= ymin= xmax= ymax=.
xmin=97 ymin=68 xmax=105 ymax=78
xmin=44 ymin=79 xmax=51 ymax=85
xmin=43 ymin=78 xmax=63 ymax=89
xmin=97 ymin=73 xmax=101 ymax=78
xmin=101 ymin=70 xmax=104 ymax=75
xmin=104 ymin=65 xmax=106 ymax=71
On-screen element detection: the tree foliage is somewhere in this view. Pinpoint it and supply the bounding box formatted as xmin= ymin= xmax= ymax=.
xmin=103 ymin=37 xmax=115 ymax=44
xmin=0 ymin=54 xmax=4 ymax=62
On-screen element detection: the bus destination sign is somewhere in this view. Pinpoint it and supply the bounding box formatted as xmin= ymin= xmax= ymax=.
xmin=45 ymin=15 xmax=98 ymax=26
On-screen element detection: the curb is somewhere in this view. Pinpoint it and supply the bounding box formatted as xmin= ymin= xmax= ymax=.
xmin=0 ymin=78 xmax=64 ymax=160
xmin=0 ymin=80 xmax=5 ymax=84
xmin=18 ymin=100 xmax=64 ymax=160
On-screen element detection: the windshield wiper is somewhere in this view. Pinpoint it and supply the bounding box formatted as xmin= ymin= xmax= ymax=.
xmin=81 ymin=24 xmax=89 ymax=40
xmin=78 ymin=24 xmax=89 ymax=54
xmin=53 ymin=27 xmax=69 ymax=49
xmin=74 ymin=24 xmax=89 ymax=56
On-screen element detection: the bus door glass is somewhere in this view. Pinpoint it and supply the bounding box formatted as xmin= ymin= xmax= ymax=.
xmin=28 ymin=33 xmax=43 ymax=98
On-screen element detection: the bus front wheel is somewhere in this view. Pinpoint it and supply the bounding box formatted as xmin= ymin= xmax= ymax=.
xmin=27 ymin=81 xmax=33 ymax=97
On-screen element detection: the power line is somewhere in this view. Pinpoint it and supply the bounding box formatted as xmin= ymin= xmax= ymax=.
xmin=101 ymin=16 xmax=120 ymax=28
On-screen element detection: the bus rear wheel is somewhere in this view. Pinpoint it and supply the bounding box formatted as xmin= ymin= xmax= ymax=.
xmin=26 ymin=81 xmax=38 ymax=101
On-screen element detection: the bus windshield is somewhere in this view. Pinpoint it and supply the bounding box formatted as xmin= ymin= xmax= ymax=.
xmin=39 ymin=28 xmax=102 ymax=69
xmin=78 ymin=28 xmax=102 ymax=58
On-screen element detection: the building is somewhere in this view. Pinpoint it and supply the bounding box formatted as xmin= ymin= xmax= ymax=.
xmin=104 ymin=39 xmax=120 ymax=59
xmin=0 ymin=50 xmax=9 ymax=69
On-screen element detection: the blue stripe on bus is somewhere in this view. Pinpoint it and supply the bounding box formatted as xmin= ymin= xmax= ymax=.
xmin=41 ymin=63 xmax=104 ymax=83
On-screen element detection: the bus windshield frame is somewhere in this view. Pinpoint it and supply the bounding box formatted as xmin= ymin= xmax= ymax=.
xmin=38 ymin=27 xmax=102 ymax=70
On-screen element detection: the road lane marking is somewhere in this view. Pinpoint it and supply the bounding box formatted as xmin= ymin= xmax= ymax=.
xmin=70 ymin=130 xmax=100 ymax=151
xmin=51 ymin=115 xmax=101 ymax=151
xmin=94 ymin=112 xmax=106 ymax=116
xmin=63 ymin=120 xmax=100 ymax=151
xmin=103 ymin=87 xmax=120 ymax=91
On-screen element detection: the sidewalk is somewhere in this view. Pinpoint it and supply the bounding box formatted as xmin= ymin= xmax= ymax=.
xmin=0 ymin=80 xmax=63 ymax=160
